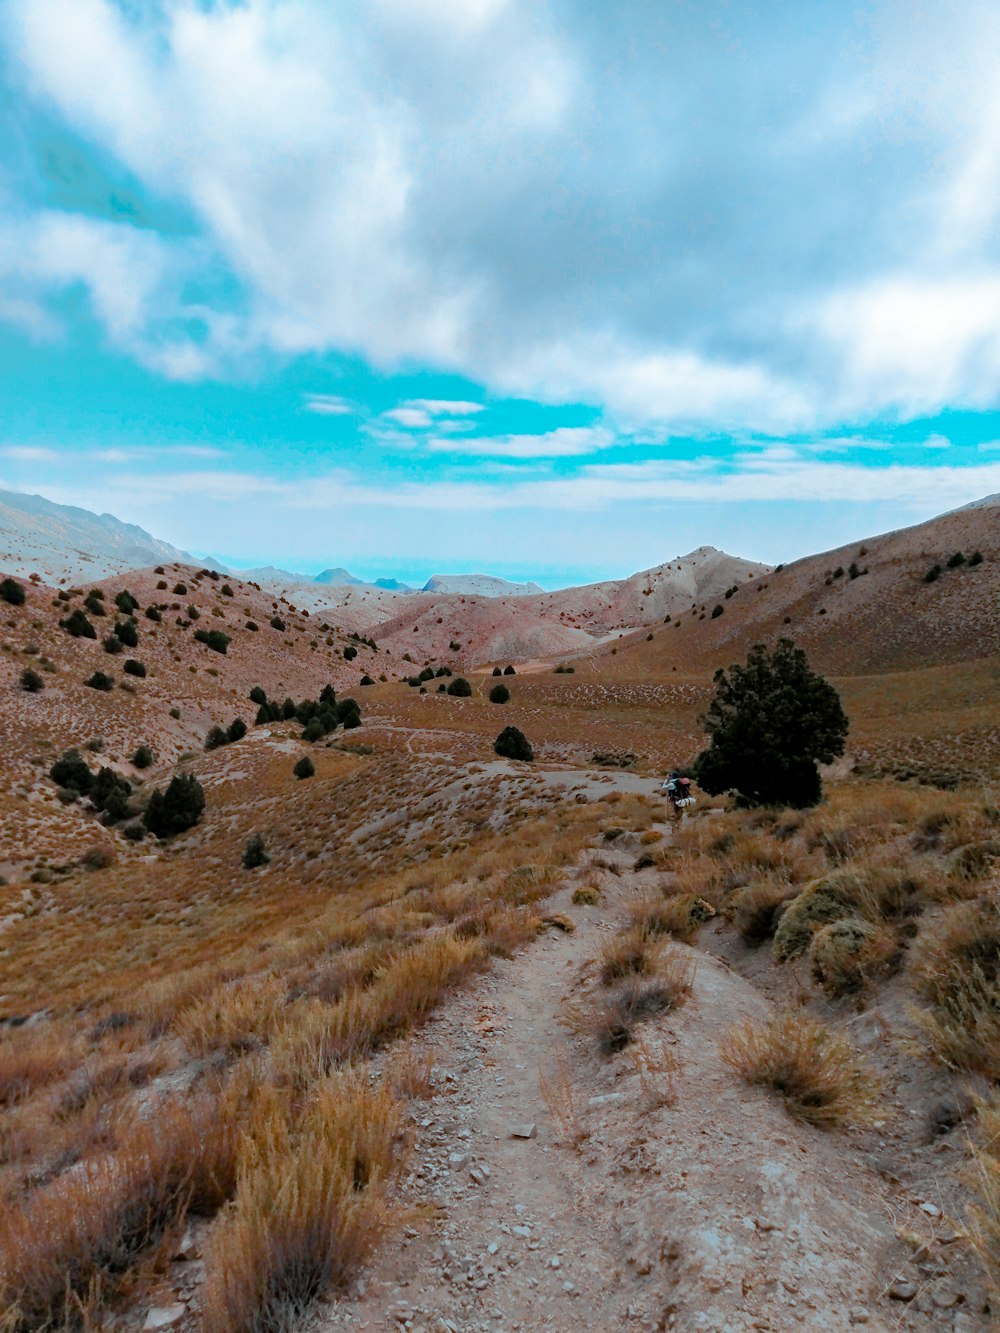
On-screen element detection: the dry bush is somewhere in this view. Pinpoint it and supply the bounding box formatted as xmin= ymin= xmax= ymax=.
xmin=910 ymin=897 xmax=1000 ymax=1076
xmin=627 ymin=893 xmax=716 ymax=944
xmin=598 ymin=925 xmax=665 ymax=984
xmin=0 ymin=1026 xmax=79 ymax=1107
xmin=0 ymin=1092 xmax=241 ymax=1330
xmin=572 ymin=883 xmax=601 ymax=906
xmin=808 ymin=917 xmax=900 ymax=999
xmin=202 ymin=1074 xmax=405 ymax=1333
xmin=627 ymin=1036 xmax=679 ymax=1112
xmin=586 ymin=949 xmax=694 ymax=1055
xmin=175 ymin=972 xmax=287 ymax=1058
xmin=967 ymin=1094 xmax=1000 ymax=1300
xmin=772 ymin=873 xmax=860 ymax=962
xmin=727 ymin=879 xmax=796 ymax=947
xmin=719 ymin=1011 xmax=883 ymax=1128
xmin=388 ymin=1050 xmax=435 ymax=1101
xmin=538 ymin=1054 xmax=589 ymax=1148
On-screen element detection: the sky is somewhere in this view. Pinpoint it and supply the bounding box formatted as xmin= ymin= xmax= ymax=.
xmin=1 ymin=0 xmax=1000 ymax=588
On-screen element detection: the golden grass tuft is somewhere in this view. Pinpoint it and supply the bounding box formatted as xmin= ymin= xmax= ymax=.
xmin=910 ymin=896 xmax=1000 ymax=1077
xmin=627 ymin=892 xmax=715 ymax=944
xmin=719 ymin=1011 xmax=883 ymax=1128
xmin=0 ymin=1091 xmax=242 ymax=1330
xmin=538 ymin=1054 xmax=589 ymax=1149
xmin=967 ymin=1094 xmax=1000 ymax=1300
xmin=202 ymin=1073 xmax=405 ymax=1333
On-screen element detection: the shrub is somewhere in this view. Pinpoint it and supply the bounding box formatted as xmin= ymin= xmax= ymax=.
xmin=84 ymin=593 xmax=106 ymax=617
xmin=808 ymin=917 xmax=897 ymax=998
xmin=270 ymin=615 xmax=286 ymax=631
xmin=588 ymin=952 xmax=693 ymax=1054
xmin=772 ymin=873 xmax=857 ymax=962
xmin=294 ymin=755 xmax=316 ymax=780
xmin=245 ymin=620 xmax=258 ymax=632
xmin=49 ymin=750 xmax=93 ymax=794
xmin=143 ymin=774 xmax=205 ymax=837
xmin=436 ymin=666 xmax=452 ymax=677
xmin=114 ymin=590 xmax=138 ymax=614
xmin=242 ymin=833 xmax=270 ymax=869
xmin=910 ymin=900 xmax=1000 ymax=1076
xmin=494 ymin=726 xmax=533 ymax=761
xmin=0 ymin=577 xmax=26 ymax=605
xmin=117 ymin=619 xmax=138 ymax=648
xmin=123 ymin=659 xmax=146 ymax=678
xmin=19 ymin=668 xmax=43 ymax=693
xmin=503 ymin=665 xmax=516 ymax=675
xmin=202 ymin=1076 xmax=403 ymax=1333
xmin=85 ymin=671 xmax=114 ymax=691
xmin=102 ymin=634 xmax=122 ymax=654
xmin=728 ymin=881 xmax=793 ymax=946
xmin=227 ymin=718 xmax=247 ymax=744
xmin=489 ymin=683 xmax=510 ymax=704
xmin=205 ymin=726 xmax=228 ymax=751
xmin=360 ymin=674 xmax=374 ymax=686
xmin=194 ymin=628 xmax=230 ymax=654
xmin=131 ymin=745 xmax=153 ymax=769
xmin=60 ymin=608 xmax=96 ymax=639
xmin=249 ymin=685 xmax=267 ymax=706
xmin=446 ymin=677 xmax=472 ymax=697
xmin=344 ymin=645 xmax=358 ymax=661
xmin=144 ymin=605 xmax=162 ymax=623
xmin=720 ymin=1011 xmax=882 ymax=1127
xmin=492 ymin=666 xmax=502 ymax=676
xmin=711 ymin=604 xmax=724 ymax=618
xmin=693 ymin=639 xmax=848 ymax=809
xmin=969 ymin=550 xmax=984 ymax=567
xmin=90 ymin=767 xmax=133 ymax=821
xmin=923 ymin=564 xmax=942 ymax=583
xmin=946 ymin=550 xmax=966 ymax=569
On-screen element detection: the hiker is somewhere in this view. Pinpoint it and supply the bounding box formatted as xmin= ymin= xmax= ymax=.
xmin=662 ymin=770 xmax=694 ymax=821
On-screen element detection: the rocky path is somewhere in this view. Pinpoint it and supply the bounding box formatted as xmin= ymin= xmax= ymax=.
xmin=310 ymin=830 xmax=984 ymax=1333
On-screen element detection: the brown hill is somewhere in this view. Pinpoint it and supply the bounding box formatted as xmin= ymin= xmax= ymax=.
xmin=589 ymin=498 xmax=1000 ymax=679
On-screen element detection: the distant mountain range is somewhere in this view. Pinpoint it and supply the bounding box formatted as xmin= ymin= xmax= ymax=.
xmin=0 ymin=491 xmax=552 ymax=597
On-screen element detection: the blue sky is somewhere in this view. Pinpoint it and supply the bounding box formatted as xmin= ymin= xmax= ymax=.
xmin=2 ymin=1 xmax=1000 ymax=588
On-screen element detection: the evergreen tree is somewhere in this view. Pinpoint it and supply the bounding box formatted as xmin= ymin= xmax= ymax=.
xmin=19 ymin=668 xmax=43 ymax=692
xmin=693 ymin=638 xmax=848 ymax=809
xmin=143 ymin=773 xmax=205 ymax=837
xmin=243 ymin=833 xmax=270 ymax=868
xmin=494 ymin=726 xmax=533 ymax=761
xmin=61 ymin=608 xmax=96 ymax=639
xmin=489 ymin=683 xmax=510 ymax=704
xmin=0 ymin=577 xmax=26 ymax=605
xmin=293 ymin=755 xmax=315 ymax=779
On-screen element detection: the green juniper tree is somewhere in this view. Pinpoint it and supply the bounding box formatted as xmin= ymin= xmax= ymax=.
xmin=693 ymin=639 xmax=848 ymax=809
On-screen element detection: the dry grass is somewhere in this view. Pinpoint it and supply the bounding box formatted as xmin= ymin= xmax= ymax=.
xmin=727 ymin=879 xmax=795 ymax=947
xmin=202 ymin=1074 xmax=405 ymax=1333
xmin=719 ymin=1011 xmax=883 ymax=1128
xmin=627 ymin=892 xmax=716 ymax=944
xmin=910 ymin=896 xmax=1000 ymax=1077
xmin=0 ymin=1091 xmax=241 ymax=1330
xmin=967 ymin=1094 xmax=1000 ymax=1301
xmin=627 ymin=1036 xmax=679 ymax=1112
xmin=538 ymin=1054 xmax=589 ymax=1149
xmin=586 ymin=948 xmax=694 ymax=1055
xmin=598 ymin=925 xmax=665 ymax=984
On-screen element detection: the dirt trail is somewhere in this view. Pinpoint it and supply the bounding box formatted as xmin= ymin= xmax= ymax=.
xmin=311 ymin=830 xmax=984 ymax=1333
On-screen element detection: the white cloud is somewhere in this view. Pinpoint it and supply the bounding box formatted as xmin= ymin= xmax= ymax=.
xmin=405 ymin=399 xmax=485 ymax=415
xmin=0 ymin=445 xmax=59 ymax=462
xmin=303 ymin=394 xmax=356 ymax=416
xmin=383 ymin=407 xmax=434 ymax=429
xmin=8 ymin=2 xmax=1000 ymax=427
xmin=426 ymin=425 xmax=612 ymax=457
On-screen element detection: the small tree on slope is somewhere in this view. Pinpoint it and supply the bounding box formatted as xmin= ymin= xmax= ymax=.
xmin=693 ymin=638 xmax=848 ymax=809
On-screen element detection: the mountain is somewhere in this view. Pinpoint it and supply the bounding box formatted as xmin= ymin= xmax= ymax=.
xmin=313 ymin=567 xmax=368 ymax=587
xmin=374 ymin=577 xmax=414 ymax=592
xmin=602 ymin=496 xmax=1000 ymax=678
xmin=0 ymin=488 xmax=192 ymax=583
xmin=421 ymin=574 xmax=545 ymax=597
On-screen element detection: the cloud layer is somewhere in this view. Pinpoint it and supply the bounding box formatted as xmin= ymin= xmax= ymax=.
xmin=5 ymin=0 xmax=1000 ymax=432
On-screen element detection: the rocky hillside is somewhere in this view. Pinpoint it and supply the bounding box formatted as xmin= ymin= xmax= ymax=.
xmin=598 ymin=498 xmax=1000 ymax=677
xmin=0 ymin=489 xmax=192 ymax=582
